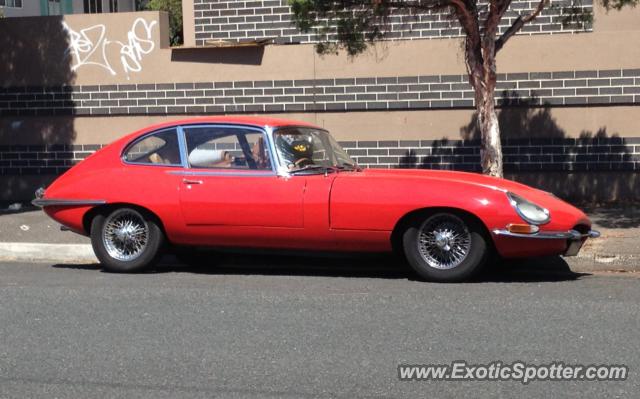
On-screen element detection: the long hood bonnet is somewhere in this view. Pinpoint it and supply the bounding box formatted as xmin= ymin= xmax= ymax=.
xmin=356 ymin=168 xmax=537 ymax=194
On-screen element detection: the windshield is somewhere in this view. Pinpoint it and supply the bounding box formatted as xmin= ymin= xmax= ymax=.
xmin=273 ymin=127 xmax=357 ymax=173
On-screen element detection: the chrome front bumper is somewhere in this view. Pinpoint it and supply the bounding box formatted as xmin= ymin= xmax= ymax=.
xmin=493 ymin=229 xmax=601 ymax=256
xmin=493 ymin=229 xmax=600 ymax=240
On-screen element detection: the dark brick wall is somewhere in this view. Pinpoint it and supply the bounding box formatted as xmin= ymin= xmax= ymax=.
xmin=1 ymin=69 xmax=639 ymax=117
xmin=193 ymin=0 xmax=593 ymax=46
xmin=341 ymin=137 xmax=640 ymax=172
xmin=0 ymin=144 xmax=104 ymax=176
xmin=2 ymin=138 xmax=639 ymax=176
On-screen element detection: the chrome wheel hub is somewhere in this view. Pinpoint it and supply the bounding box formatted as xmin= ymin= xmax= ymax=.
xmin=434 ymin=231 xmax=454 ymax=251
xmin=102 ymin=209 xmax=149 ymax=262
xmin=418 ymin=214 xmax=471 ymax=270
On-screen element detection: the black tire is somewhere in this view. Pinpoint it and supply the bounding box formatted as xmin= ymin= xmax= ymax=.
xmin=402 ymin=212 xmax=488 ymax=282
xmin=90 ymin=207 xmax=165 ymax=273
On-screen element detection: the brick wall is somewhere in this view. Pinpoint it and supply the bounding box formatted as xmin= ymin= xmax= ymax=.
xmin=0 ymin=144 xmax=103 ymax=176
xmin=1 ymin=68 xmax=639 ymax=117
xmin=1 ymin=138 xmax=639 ymax=176
xmin=193 ymin=0 xmax=593 ymax=46
xmin=341 ymin=137 xmax=640 ymax=172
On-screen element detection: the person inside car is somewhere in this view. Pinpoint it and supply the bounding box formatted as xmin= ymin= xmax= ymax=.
xmin=276 ymin=136 xmax=315 ymax=169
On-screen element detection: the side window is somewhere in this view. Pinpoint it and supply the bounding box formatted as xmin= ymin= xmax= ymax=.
xmin=183 ymin=126 xmax=271 ymax=170
xmin=275 ymin=130 xmax=332 ymax=169
xmin=124 ymin=128 xmax=181 ymax=166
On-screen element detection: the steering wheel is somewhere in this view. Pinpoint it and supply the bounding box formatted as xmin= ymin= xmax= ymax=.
xmin=294 ymin=158 xmax=314 ymax=168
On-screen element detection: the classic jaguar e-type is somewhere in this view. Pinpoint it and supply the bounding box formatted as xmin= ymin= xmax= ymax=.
xmin=33 ymin=116 xmax=599 ymax=282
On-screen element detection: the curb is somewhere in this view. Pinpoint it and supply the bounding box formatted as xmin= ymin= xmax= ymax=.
xmin=0 ymin=242 xmax=638 ymax=274
xmin=565 ymin=254 xmax=640 ymax=273
xmin=0 ymin=243 xmax=97 ymax=263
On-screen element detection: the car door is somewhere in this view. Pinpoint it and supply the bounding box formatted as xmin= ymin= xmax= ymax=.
xmin=120 ymin=127 xmax=186 ymax=240
xmin=178 ymin=124 xmax=305 ymax=228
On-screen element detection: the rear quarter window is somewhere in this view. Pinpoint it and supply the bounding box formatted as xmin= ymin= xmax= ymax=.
xmin=124 ymin=128 xmax=181 ymax=165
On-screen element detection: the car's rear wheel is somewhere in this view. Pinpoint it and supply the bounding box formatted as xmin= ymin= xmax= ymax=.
xmin=90 ymin=207 xmax=164 ymax=273
xmin=402 ymin=212 xmax=488 ymax=282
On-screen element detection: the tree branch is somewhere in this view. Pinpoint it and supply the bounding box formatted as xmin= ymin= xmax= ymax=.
xmin=448 ymin=0 xmax=481 ymax=48
xmin=495 ymin=0 xmax=547 ymax=52
xmin=484 ymin=0 xmax=512 ymax=36
xmin=445 ymin=0 xmax=485 ymax=95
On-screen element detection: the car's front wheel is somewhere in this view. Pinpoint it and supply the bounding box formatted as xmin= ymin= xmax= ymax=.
xmin=402 ymin=212 xmax=488 ymax=282
xmin=90 ymin=207 xmax=164 ymax=273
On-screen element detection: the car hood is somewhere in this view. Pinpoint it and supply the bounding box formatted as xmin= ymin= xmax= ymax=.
xmin=355 ymin=168 xmax=537 ymax=194
xmin=345 ymin=168 xmax=589 ymax=226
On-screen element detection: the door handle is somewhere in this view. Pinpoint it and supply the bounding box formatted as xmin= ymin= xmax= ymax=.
xmin=182 ymin=179 xmax=203 ymax=185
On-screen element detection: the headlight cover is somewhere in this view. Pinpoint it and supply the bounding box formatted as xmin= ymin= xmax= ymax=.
xmin=507 ymin=192 xmax=551 ymax=225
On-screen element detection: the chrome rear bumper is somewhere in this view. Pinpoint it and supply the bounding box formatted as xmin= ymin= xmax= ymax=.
xmin=32 ymin=186 xmax=107 ymax=208
xmin=492 ymin=229 xmax=600 ymax=257
xmin=32 ymin=198 xmax=107 ymax=207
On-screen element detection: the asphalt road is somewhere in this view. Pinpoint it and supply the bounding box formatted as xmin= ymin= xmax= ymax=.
xmin=0 ymin=255 xmax=638 ymax=398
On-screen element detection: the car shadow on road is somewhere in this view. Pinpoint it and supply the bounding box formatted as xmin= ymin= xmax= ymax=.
xmin=52 ymin=253 xmax=590 ymax=283
xmin=481 ymin=256 xmax=590 ymax=283
xmin=167 ymin=253 xmax=415 ymax=280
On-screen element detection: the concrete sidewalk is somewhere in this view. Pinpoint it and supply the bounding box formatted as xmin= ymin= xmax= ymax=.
xmin=571 ymin=205 xmax=640 ymax=272
xmin=0 ymin=203 xmax=638 ymax=272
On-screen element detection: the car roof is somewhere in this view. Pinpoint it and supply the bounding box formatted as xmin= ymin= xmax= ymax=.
xmin=152 ymin=116 xmax=320 ymax=131
xmin=113 ymin=116 xmax=324 ymax=150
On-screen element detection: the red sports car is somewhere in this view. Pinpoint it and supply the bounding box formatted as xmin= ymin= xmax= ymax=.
xmin=33 ymin=116 xmax=599 ymax=282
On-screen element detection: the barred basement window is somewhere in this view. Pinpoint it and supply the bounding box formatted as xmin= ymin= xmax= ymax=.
xmin=48 ymin=0 xmax=61 ymax=15
xmin=0 ymin=0 xmax=23 ymax=8
xmin=83 ymin=0 xmax=102 ymax=13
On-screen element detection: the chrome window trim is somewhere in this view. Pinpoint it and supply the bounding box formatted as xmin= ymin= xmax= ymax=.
xmin=179 ymin=123 xmax=277 ymax=174
xmin=167 ymin=170 xmax=276 ymax=177
xmin=121 ymin=127 xmax=184 ymax=168
xmin=177 ymin=125 xmax=189 ymax=168
xmin=265 ymin=125 xmax=290 ymax=177
xmin=122 ymin=162 xmax=184 ymax=168
xmin=32 ymin=199 xmax=107 ymax=208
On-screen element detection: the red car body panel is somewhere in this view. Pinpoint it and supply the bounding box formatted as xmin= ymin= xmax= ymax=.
xmin=39 ymin=116 xmax=593 ymax=259
xmin=179 ymin=172 xmax=306 ymax=228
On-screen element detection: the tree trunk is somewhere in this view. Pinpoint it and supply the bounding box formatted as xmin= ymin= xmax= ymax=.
xmin=477 ymin=86 xmax=503 ymax=177
xmin=463 ymin=28 xmax=504 ymax=178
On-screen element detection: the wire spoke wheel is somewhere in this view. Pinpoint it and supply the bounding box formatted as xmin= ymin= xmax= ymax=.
xmin=102 ymin=209 xmax=149 ymax=262
xmin=417 ymin=214 xmax=472 ymax=270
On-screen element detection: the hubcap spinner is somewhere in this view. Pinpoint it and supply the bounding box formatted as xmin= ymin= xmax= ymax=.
xmin=417 ymin=214 xmax=471 ymax=270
